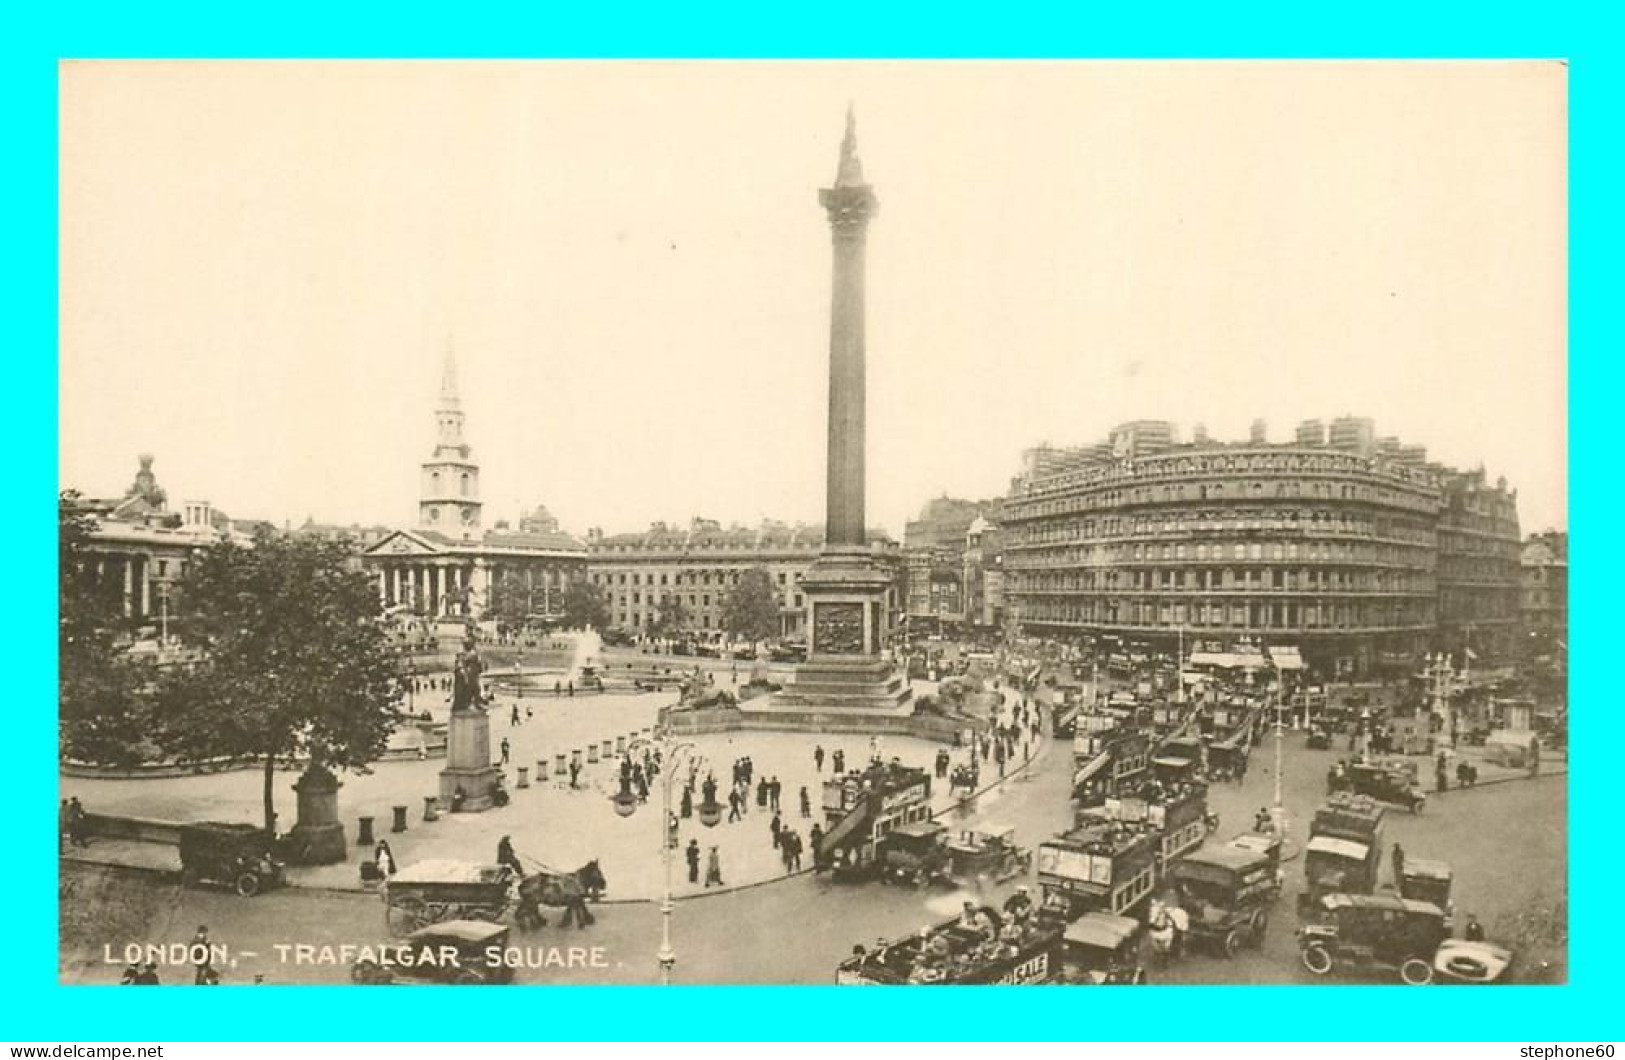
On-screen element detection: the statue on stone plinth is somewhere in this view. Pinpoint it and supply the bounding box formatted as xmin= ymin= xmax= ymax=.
xmin=451 ymin=636 xmax=486 ymax=714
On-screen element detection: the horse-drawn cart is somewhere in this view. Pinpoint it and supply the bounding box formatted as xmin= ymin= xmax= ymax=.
xmin=383 ymin=860 xmax=517 ymax=935
xmin=946 ymin=826 xmax=1033 ymax=884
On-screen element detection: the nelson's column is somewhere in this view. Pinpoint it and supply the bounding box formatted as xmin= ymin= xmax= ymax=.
xmin=771 ymin=108 xmax=913 ymax=719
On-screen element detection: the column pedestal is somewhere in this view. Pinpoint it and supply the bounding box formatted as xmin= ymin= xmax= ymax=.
xmin=286 ymin=765 xmax=348 ymax=864
xmin=761 ymin=547 xmax=911 ymax=713
xmin=438 ymin=709 xmax=502 ymax=812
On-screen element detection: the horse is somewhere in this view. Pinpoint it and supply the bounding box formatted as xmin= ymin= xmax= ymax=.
xmin=514 ymin=859 xmax=607 ymax=930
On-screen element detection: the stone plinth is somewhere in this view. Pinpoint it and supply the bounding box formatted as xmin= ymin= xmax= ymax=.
xmin=782 ymin=546 xmax=910 ymax=718
xmin=439 ymin=709 xmax=502 ymax=812
xmin=285 ymin=765 xmax=347 ymax=864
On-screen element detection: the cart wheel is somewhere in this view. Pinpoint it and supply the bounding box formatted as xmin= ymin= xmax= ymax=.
xmin=235 ymin=871 xmax=262 ymax=898
xmin=1301 ymin=943 xmax=1334 ymax=976
xmin=1400 ymin=957 xmax=1434 ymax=985
xmin=386 ymin=895 xmax=430 ymax=936
xmin=1223 ymin=928 xmax=1244 ymax=958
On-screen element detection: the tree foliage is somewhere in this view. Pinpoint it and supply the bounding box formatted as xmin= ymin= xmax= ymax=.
xmin=59 ymin=492 xmax=155 ymax=767
xmin=489 ymin=570 xmax=532 ymax=633
xmin=156 ymin=531 xmax=406 ymax=832
xmin=651 ymin=592 xmax=690 ymax=638
xmin=720 ymin=567 xmax=781 ymax=644
xmin=560 ymin=578 xmax=609 ymax=631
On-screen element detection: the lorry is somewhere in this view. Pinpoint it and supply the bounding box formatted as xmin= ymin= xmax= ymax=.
xmin=1299 ymin=793 xmax=1385 ymax=914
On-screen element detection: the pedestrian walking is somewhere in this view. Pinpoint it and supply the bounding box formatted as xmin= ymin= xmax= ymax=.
xmin=769 ymin=776 xmax=782 ymax=812
xmin=373 ymin=839 xmax=396 ymax=877
xmin=788 ymin=830 xmax=803 ymax=872
xmin=799 ymin=786 xmax=811 ymax=818
xmin=814 ymin=745 xmax=825 ymax=772
xmin=569 ymin=759 xmax=581 ymax=789
xmin=681 ymin=785 xmax=694 ymax=818
xmin=511 ymin=704 xmax=520 ymax=726
xmin=810 ymin=823 xmax=825 ymax=869
xmin=500 ymin=738 xmax=511 ymax=765
xmin=832 ymin=749 xmax=845 ymax=773
xmin=705 ymin=846 xmax=724 ymax=887
xmin=756 ymin=777 xmax=769 ymax=809
xmin=192 ymin=925 xmax=216 ymax=985
xmin=770 ymin=812 xmax=783 ymax=848
xmin=686 ymin=839 xmax=701 ymax=884
xmin=66 ymin=797 xmax=89 ymax=849
xmin=497 ymin=835 xmax=524 ymax=876
xmin=728 ymin=789 xmax=742 ymax=822
xmin=1391 ymin=842 xmax=1406 ymax=886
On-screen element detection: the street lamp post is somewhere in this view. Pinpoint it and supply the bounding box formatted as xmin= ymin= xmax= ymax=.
xmin=615 ymin=730 xmax=714 ymax=985
xmin=1268 ymin=665 xmax=1299 ymax=860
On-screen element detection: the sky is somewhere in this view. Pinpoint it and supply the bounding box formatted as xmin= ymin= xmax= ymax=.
xmin=59 ymin=61 xmax=1568 ymax=537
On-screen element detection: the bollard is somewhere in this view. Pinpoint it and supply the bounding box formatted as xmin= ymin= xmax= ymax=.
xmin=555 ymin=753 xmax=568 ymax=776
xmin=588 ymin=744 xmax=600 ymax=763
xmin=536 ymin=759 xmax=547 ymax=782
xmin=615 ymin=736 xmax=626 ymax=756
xmin=572 ymin=749 xmax=583 ymax=772
xmin=423 ymin=796 xmax=439 ymax=822
xmin=356 ymin=815 xmax=376 ymax=847
xmin=602 ymin=740 xmax=613 ymax=760
xmin=517 ymin=766 xmax=530 ymax=789
xmin=391 ymin=805 xmax=408 ymax=833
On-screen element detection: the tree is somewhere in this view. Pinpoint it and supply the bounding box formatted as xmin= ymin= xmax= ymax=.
xmin=59 ymin=492 xmax=155 ymax=767
xmin=650 ymin=593 xmax=690 ymax=639
xmin=155 ymin=531 xmax=406 ymax=834
xmin=560 ymin=578 xmax=609 ymax=631
xmin=720 ymin=567 xmax=781 ymax=645
xmin=489 ymin=570 xmax=532 ymax=635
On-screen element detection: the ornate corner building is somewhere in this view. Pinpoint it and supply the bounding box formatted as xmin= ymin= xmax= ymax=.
xmin=1001 ymin=417 xmax=1522 ymax=679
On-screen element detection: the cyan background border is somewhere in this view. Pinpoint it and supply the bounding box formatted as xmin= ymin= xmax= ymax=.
xmin=8 ymin=1 xmax=1602 ymax=1041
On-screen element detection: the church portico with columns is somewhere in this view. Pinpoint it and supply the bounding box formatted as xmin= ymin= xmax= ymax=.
xmin=366 ymin=527 xmax=586 ymax=619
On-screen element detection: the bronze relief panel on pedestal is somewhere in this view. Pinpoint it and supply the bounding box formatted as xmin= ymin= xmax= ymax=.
xmin=814 ymin=602 xmax=865 ymax=655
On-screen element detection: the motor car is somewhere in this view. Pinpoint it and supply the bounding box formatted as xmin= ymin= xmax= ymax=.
xmin=1168 ymin=846 xmax=1278 ymax=957
xmin=874 ymin=820 xmax=952 ymax=885
xmin=1298 ymin=892 xmax=1449 ymax=984
xmin=178 ymin=822 xmax=286 ymax=898
xmin=352 ymin=919 xmax=515 ymax=985
xmin=1330 ymin=761 xmax=1426 ymax=813
xmin=1059 ymin=912 xmax=1148 ymax=984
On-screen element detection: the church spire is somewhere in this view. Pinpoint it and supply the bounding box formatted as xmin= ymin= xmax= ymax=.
xmin=439 ymin=342 xmax=461 ymax=411
xmin=835 ymin=103 xmax=866 ymax=188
